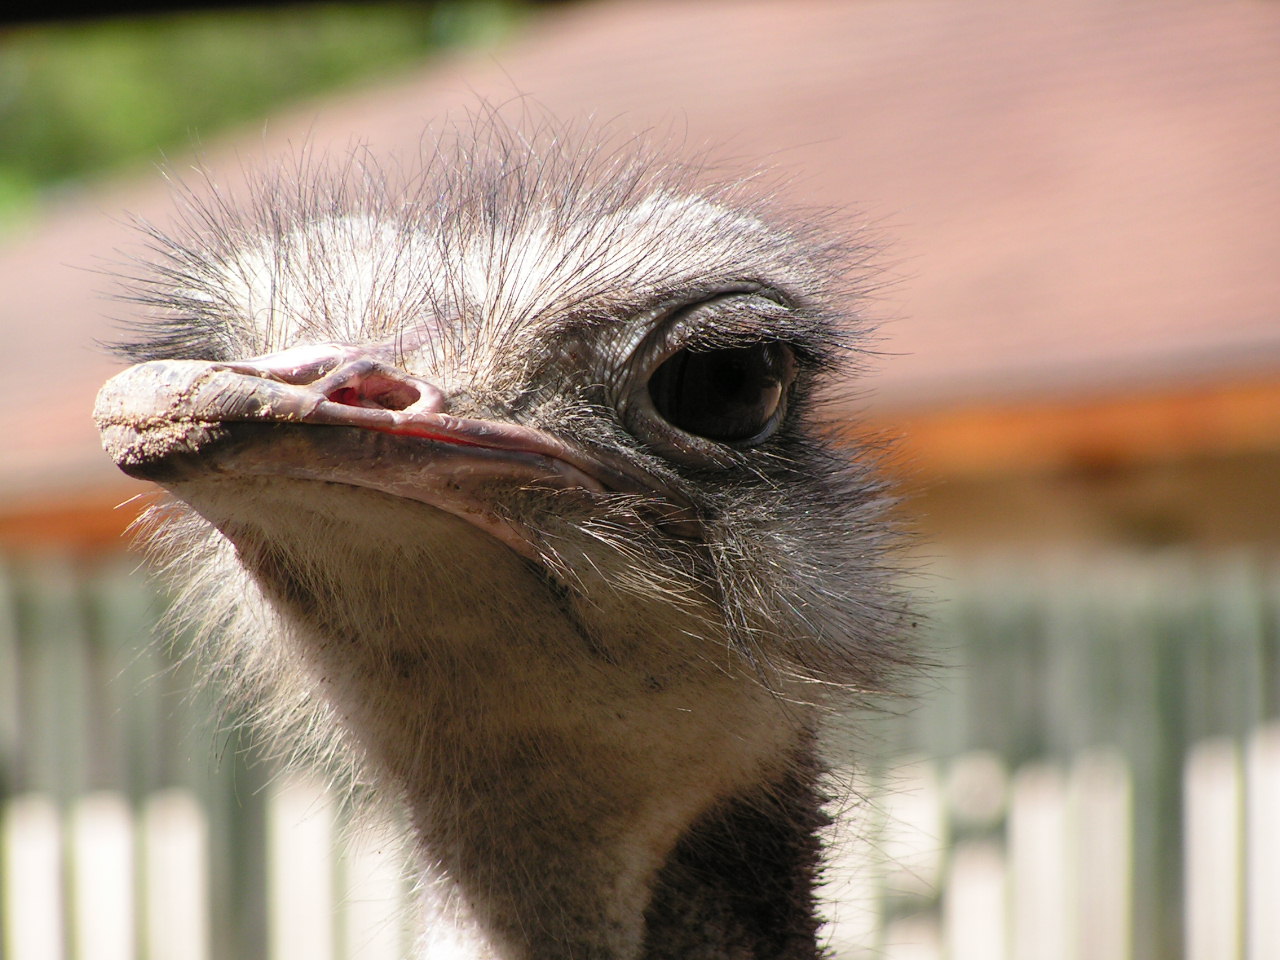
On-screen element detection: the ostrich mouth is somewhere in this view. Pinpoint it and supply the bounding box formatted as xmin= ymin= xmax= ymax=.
xmin=94 ymin=343 xmax=700 ymax=553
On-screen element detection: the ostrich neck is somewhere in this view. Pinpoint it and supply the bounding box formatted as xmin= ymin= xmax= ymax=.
xmin=190 ymin=481 xmax=828 ymax=960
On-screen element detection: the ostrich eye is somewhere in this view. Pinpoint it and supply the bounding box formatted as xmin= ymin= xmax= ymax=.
xmin=647 ymin=342 xmax=795 ymax=444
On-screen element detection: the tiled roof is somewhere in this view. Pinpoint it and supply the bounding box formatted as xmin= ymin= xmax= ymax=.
xmin=1 ymin=0 xmax=1276 ymax=504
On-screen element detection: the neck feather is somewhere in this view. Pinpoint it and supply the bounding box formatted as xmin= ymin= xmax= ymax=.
xmin=175 ymin=480 xmax=831 ymax=959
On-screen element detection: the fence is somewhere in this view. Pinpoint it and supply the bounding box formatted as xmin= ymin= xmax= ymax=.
xmin=1 ymin=554 xmax=1277 ymax=959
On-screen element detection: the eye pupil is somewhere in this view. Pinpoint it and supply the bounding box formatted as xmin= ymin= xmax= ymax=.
xmin=711 ymin=360 xmax=747 ymax=399
xmin=647 ymin=343 xmax=794 ymax=444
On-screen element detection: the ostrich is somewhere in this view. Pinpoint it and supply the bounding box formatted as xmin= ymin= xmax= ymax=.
xmin=93 ymin=122 xmax=910 ymax=960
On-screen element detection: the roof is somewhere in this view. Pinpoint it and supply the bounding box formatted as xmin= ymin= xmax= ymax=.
xmin=1 ymin=0 xmax=1277 ymax=532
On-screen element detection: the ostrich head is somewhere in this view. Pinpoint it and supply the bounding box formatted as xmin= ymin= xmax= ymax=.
xmin=94 ymin=122 xmax=910 ymax=959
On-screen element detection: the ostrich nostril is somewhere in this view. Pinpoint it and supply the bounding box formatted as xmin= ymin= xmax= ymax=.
xmin=326 ymin=375 xmax=422 ymax=411
xmin=223 ymin=346 xmax=449 ymax=413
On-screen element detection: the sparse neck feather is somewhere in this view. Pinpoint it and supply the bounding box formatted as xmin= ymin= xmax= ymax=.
xmin=182 ymin=478 xmax=829 ymax=960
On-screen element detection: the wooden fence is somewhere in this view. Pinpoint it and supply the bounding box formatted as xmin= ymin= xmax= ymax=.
xmin=1 ymin=554 xmax=1277 ymax=959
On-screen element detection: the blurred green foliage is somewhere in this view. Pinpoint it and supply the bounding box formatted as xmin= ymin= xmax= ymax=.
xmin=0 ymin=1 xmax=526 ymax=232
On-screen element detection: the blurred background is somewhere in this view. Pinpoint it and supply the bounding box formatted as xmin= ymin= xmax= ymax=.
xmin=0 ymin=1 xmax=1277 ymax=958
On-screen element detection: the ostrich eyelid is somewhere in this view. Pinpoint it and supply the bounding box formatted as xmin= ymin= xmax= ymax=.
xmin=617 ymin=298 xmax=800 ymax=460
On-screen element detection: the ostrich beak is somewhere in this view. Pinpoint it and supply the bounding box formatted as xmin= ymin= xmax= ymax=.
xmin=93 ymin=343 xmax=700 ymax=553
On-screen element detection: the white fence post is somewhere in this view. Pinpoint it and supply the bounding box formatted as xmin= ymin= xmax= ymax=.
xmin=882 ymin=758 xmax=946 ymax=899
xmin=339 ymin=814 xmax=410 ymax=960
xmin=3 ymin=793 xmax=65 ymax=960
xmin=1184 ymin=737 xmax=1243 ymax=960
xmin=1010 ymin=764 xmax=1067 ymax=960
xmin=880 ymin=915 xmax=941 ymax=960
xmin=1246 ymin=722 xmax=1280 ymax=960
xmin=70 ymin=792 xmax=135 ymax=960
xmin=143 ymin=788 xmax=209 ymax=960
xmin=822 ymin=772 xmax=885 ymax=958
xmin=1069 ymin=748 xmax=1132 ymax=960
xmin=944 ymin=840 xmax=1007 ymax=960
xmin=269 ymin=773 xmax=336 ymax=960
